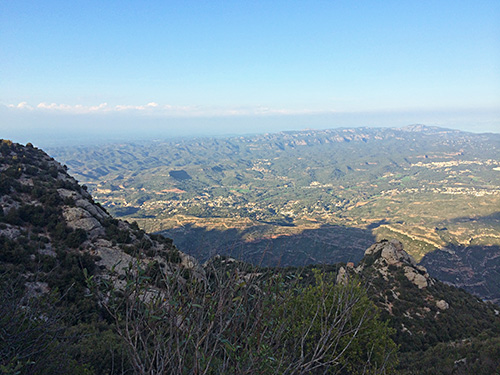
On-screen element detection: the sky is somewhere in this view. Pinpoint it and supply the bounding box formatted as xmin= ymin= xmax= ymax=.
xmin=1 ymin=0 xmax=499 ymax=146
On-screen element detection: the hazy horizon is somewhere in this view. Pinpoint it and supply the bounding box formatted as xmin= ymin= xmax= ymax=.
xmin=1 ymin=1 xmax=499 ymax=146
xmin=2 ymin=108 xmax=500 ymax=148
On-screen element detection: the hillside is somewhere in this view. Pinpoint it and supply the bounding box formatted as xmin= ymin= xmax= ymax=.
xmin=0 ymin=139 xmax=199 ymax=281
xmin=47 ymin=126 xmax=500 ymax=302
xmin=1 ymin=139 xmax=500 ymax=374
xmin=0 ymin=139 xmax=202 ymax=373
xmin=353 ymin=240 xmax=500 ymax=374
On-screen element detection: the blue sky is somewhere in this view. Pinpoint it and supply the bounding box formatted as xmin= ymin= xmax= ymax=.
xmin=1 ymin=0 xmax=499 ymax=145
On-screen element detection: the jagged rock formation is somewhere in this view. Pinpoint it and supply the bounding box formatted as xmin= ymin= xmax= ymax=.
xmin=335 ymin=239 xmax=500 ymax=358
xmin=359 ymin=239 xmax=433 ymax=289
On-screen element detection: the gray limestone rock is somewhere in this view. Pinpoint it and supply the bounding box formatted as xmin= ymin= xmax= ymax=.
xmin=436 ymin=299 xmax=450 ymax=310
xmin=364 ymin=240 xmax=433 ymax=289
xmin=63 ymin=206 xmax=104 ymax=237
xmin=95 ymin=245 xmax=135 ymax=275
xmin=75 ymin=198 xmax=108 ymax=220
xmin=403 ymin=266 xmax=428 ymax=289
xmin=336 ymin=266 xmax=348 ymax=285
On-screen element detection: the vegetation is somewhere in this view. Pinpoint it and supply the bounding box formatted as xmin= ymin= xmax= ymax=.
xmin=87 ymin=262 xmax=397 ymax=375
xmin=1 ymin=139 xmax=500 ymax=374
xmin=0 ymin=139 xmax=398 ymax=374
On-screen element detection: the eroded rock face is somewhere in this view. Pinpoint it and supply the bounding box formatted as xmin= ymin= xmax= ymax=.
xmin=94 ymin=243 xmax=135 ymax=276
xmin=62 ymin=206 xmax=104 ymax=237
xmin=365 ymin=239 xmax=416 ymax=266
xmin=363 ymin=239 xmax=433 ymax=289
xmin=75 ymin=198 xmax=107 ymax=220
xmin=404 ymin=266 xmax=428 ymax=289
xmin=58 ymin=188 xmax=109 ymax=221
xmin=58 ymin=188 xmax=108 ymax=238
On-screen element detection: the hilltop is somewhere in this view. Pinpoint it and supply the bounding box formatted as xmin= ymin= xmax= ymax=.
xmin=0 ymin=139 xmax=200 ymax=281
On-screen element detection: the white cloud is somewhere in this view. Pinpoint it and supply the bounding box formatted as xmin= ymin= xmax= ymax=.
xmin=37 ymin=102 xmax=69 ymax=110
xmin=114 ymin=102 xmax=163 ymax=111
xmin=5 ymin=102 xmax=33 ymax=110
xmin=89 ymin=103 xmax=108 ymax=112
xmin=17 ymin=102 xmax=32 ymax=109
xmin=3 ymin=101 xmax=329 ymax=117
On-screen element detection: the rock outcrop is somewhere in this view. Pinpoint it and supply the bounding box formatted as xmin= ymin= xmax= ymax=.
xmin=360 ymin=239 xmax=433 ymax=289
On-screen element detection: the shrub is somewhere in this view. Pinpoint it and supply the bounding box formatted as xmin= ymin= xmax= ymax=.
xmin=65 ymin=229 xmax=88 ymax=248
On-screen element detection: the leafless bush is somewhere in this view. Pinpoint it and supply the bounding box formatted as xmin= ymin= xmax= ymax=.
xmin=88 ymin=260 xmax=397 ymax=375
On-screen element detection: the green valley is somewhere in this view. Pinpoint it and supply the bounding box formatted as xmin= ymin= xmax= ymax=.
xmin=48 ymin=125 xmax=500 ymax=302
xmin=2 ymin=138 xmax=500 ymax=374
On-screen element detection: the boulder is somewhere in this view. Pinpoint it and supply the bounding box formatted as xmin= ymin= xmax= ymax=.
xmin=436 ymin=299 xmax=450 ymax=310
xmin=404 ymin=266 xmax=428 ymax=289
xmin=336 ymin=266 xmax=348 ymax=285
